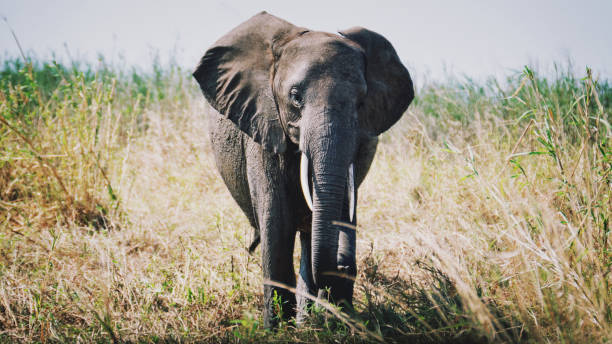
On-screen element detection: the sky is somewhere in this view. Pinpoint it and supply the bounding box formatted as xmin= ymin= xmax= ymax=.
xmin=1 ymin=0 xmax=611 ymax=82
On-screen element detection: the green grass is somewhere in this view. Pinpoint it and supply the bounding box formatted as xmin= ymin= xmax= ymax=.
xmin=0 ymin=57 xmax=610 ymax=343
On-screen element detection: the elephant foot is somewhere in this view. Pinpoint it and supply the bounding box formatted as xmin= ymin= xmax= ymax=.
xmin=295 ymin=280 xmax=314 ymax=326
xmin=263 ymin=285 xmax=296 ymax=329
xmin=295 ymin=297 xmax=311 ymax=326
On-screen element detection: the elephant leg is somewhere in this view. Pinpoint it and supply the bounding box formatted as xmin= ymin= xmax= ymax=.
xmin=296 ymin=231 xmax=316 ymax=324
xmin=259 ymin=218 xmax=296 ymax=328
xmin=246 ymin=144 xmax=297 ymax=328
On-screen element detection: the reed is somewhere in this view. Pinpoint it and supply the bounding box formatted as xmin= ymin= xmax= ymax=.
xmin=0 ymin=57 xmax=609 ymax=343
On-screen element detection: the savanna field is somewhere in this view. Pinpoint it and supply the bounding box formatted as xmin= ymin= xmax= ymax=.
xmin=0 ymin=58 xmax=610 ymax=343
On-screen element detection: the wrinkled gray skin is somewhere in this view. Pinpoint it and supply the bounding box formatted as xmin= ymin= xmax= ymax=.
xmin=193 ymin=12 xmax=413 ymax=328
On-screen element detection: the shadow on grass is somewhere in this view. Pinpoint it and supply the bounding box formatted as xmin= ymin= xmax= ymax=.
xmin=344 ymin=256 xmax=526 ymax=344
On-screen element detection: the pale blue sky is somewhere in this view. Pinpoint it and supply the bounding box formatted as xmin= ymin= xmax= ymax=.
xmin=1 ymin=0 xmax=611 ymax=81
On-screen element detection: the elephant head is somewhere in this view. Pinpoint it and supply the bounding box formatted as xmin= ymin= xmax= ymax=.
xmin=194 ymin=12 xmax=413 ymax=306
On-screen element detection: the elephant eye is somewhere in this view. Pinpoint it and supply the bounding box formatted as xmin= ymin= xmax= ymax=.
xmin=289 ymin=88 xmax=303 ymax=108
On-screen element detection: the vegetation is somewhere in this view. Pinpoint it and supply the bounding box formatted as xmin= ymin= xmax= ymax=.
xmin=0 ymin=57 xmax=609 ymax=343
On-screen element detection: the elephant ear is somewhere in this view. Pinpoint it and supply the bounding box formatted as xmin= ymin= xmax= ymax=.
xmin=193 ymin=12 xmax=304 ymax=153
xmin=340 ymin=27 xmax=414 ymax=135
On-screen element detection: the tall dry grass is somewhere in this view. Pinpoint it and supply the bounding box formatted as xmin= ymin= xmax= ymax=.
xmin=0 ymin=58 xmax=610 ymax=343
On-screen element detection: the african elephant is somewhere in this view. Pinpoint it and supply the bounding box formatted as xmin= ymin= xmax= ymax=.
xmin=193 ymin=11 xmax=413 ymax=327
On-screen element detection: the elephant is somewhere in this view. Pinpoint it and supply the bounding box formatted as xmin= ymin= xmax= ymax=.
xmin=193 ymin=11 xmax=413 ymax=328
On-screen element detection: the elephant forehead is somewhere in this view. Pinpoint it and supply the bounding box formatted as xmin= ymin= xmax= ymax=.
xmin=275 ymin=35 xmax=366 ymax=88
xmin=283 ymin=33 xmax=364 ymax=63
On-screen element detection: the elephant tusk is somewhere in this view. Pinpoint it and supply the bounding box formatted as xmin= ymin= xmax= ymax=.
xmin=348 ymin=163 xmax=355 ymax=222
xmin=300 ymin=153 xmax=313 ymax=211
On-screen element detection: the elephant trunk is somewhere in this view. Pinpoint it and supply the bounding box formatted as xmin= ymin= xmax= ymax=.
xmin=304 ymin=121 xmax=357 ymax=305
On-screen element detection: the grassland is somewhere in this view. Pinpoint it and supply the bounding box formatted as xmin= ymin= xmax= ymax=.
xmin=0 ymin=57 xmax=610 ymax=343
